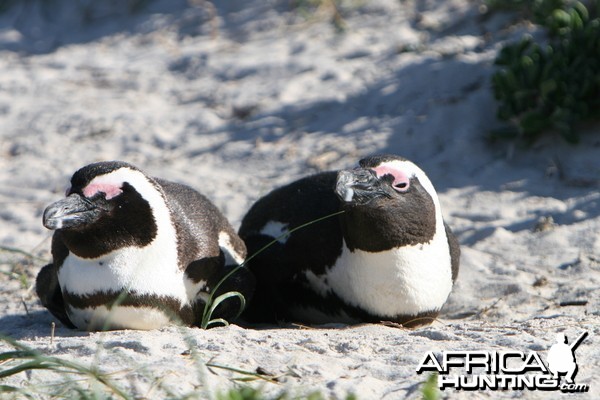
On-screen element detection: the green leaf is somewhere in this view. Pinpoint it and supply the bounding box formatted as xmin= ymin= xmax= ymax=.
xmin=489 ymin=126 xmax=521 ymax=140
xmin=0 ymin=385 xmax=20 ymax=392
xmin=519 ymin=110 xmax=548 ymax=136
xmin=491 ymin=0 xmax=600 ymax=145
xmin=540 ymin=79 xmax=557 ymax=98
xmin=561 ymin=128 xmax=580 ymax=143
xmin=204 ymin=318 xmax=230 ymax=329
xmin=421 ymin=373 xmax=440 ymax=400
xmin=201 ymin=291 xmax=246 ymax=329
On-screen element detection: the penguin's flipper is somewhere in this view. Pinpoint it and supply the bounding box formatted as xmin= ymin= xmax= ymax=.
xmin=36 ymin=263 xmax=75 ymax=329
xmin=238 ymin=233 xmax=292 ymax=323
xmin=444 ymin=222 xmax=460 ymax=283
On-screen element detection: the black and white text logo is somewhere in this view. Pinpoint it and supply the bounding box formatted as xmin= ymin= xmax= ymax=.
xmin=416 ymin=331 xmax=589 ymax=393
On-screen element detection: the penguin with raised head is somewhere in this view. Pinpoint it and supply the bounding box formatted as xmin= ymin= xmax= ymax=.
xmin=239 ymin=154 xmax=459 ymax=327
xmin=37 ymin=161 xmax=253 ymax=331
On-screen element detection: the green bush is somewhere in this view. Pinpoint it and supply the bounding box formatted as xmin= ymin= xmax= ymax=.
xmin=490 ymin=0 xmax=600 ymax=143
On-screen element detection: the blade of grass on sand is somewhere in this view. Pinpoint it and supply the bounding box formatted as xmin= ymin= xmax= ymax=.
xmin=0 ymin=245 xmax=47 ymax=262
xmin=0 ymin=335 xmax=131 ymax=399
xmin=202 ymin=291 xmax=246 ymax=329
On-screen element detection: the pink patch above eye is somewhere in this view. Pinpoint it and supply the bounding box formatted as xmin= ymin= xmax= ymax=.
xmin=83 ymin=183 xmax=123 ymax=200
xmin=373 ymin=165 xmax=410 ymax=190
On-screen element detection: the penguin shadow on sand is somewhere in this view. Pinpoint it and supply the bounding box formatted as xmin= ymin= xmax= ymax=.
xmin=546 ymin=331 xmax=588 ymax=384
xmin=4 ymin=2 xmax=269 ymax=55
xmin=0 ymin=311 xmax=88 ymax=341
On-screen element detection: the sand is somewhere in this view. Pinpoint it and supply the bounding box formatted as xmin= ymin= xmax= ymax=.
xmin=1 ymin=0 xmax=599 ymax=398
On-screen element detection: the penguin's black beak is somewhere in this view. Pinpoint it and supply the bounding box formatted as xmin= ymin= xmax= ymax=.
xmin=335 ymin=168 xmax=392 ymax=205
xmin=43 ymin=194 xmax=102 ymax=230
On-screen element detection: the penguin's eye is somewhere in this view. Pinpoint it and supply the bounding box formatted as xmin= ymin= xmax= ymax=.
xmin=395 ymin=182 xmax=408 ymax=190
xmin=393 ymin=180 xmax=410 ymax=193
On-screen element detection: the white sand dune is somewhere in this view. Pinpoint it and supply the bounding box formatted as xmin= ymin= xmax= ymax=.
xmin=1 ymin=1 xmax=599 ymax=398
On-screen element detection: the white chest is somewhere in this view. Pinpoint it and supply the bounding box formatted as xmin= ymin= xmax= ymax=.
xmin=67 ymin=304 xmax=173 ymax=331
xmin=306 ymin=235 xmax=454 ymax=317
xmin=58 ymin=243 xmax=188 ymax=330
xmin=59 ymin=243 xmax=185 ymax=299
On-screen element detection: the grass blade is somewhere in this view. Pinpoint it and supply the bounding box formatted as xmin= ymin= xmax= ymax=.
xmin=0 ymin=336 xmax=131 ymax=400
xmin=0 ymin=350 xmax=39 ymax=362
xmin=201 ymin=292 xmax=246 ymax=329
xmin=206 ymin=362 xmax=280 ymax=384
xmin=0 ymin=385 xmax=20 ymax=392
xmin=204 ymin=318 xmax=230 ymax=329
xmin=200 ymin=210 xmax=345 ymax=329
xmin=0 ymin=360 xmax=55 ymax=378
xmin=0 ymin=245 xmax=47 ymax=262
